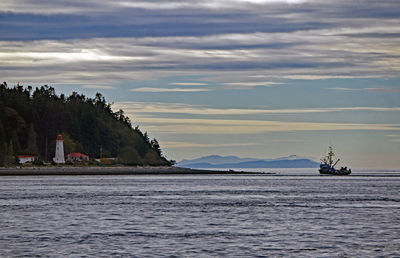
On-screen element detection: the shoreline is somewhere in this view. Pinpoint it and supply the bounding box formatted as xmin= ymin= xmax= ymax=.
xmin=0 ymin=166 xmax=261 ymax=176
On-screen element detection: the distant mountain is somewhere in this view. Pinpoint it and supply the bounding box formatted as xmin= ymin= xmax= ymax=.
xmin=177 ymin=155 xmax=319 ymax=168
xmin=178 ymin=155 xmax=258 ymax=166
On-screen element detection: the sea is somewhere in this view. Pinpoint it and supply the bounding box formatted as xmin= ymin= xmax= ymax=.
xmin=0 ymin=168 xmax=399 ymax=257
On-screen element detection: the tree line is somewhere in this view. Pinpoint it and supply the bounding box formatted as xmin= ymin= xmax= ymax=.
xmin=0 ymin=82 xmax=172 ymax=166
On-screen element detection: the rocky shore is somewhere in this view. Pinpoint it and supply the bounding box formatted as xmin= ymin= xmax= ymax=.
xmin=0 ymin=166 xmax=259 ymax=176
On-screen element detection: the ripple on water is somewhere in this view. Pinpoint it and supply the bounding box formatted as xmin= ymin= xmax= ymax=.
xmin=0 ymin=174 xmax=399 ymax=256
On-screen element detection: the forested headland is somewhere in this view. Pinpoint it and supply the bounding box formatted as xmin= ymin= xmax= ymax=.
xmin=0 ymin=82 xmax=172 ymax=167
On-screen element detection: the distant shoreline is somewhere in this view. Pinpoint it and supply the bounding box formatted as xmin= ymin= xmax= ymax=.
xmin=0 ymin=166 xmax=261 ymax=176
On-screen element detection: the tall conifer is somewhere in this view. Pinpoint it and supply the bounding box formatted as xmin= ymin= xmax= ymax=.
xmin=0 ymin=123 xmax=6 ymax=165
xmin=25 ymin=124 xmax=39 ymax=155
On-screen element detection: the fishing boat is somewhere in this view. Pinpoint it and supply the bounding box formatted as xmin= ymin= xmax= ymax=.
xmin=319 ymin=146 xmax=351 ymax=175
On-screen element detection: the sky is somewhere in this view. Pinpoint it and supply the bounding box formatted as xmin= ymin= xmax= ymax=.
xmin=1 ymin=0 xmax=400 ymax=168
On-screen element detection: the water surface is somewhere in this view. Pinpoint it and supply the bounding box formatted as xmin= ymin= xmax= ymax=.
xmin=0 ymin=171 xmax=399 ymax=256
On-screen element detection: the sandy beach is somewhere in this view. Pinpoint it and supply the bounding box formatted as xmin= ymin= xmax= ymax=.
xmin=0 ymin=166 xmax=258 ymax=176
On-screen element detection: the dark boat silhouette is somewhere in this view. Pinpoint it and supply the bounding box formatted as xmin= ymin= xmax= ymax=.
xmin=319 ymin=146 xmax=351 ymax=175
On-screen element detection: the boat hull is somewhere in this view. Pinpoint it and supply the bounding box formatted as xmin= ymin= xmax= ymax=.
xmin=319 ymin=167 xmax=351 ymax=175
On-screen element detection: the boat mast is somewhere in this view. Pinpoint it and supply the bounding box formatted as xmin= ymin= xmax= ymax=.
xmin=327 ymin=146 xmax=334 ymax=166
xmin=327 ymin=145 xmax=340 ymax=168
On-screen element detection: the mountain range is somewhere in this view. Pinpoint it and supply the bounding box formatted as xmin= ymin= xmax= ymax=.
xmin=177 ymin=155 xmax=319 ymax=169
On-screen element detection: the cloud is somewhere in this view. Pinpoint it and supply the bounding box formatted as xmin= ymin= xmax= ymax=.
xmin=0 ymin=46 xmax=143 ymax=65
xmin=386 ymin=134 xmax=400 ymax=143
xmin=1 ymin=0 xmax=400 ymax=85
xmin=82 ymin=85 xmax=115 ymax=90
xmin=118 ymin=0 xmax=309 ymax=10
xmin=133 ymin=117 xmax=400 ymax=134
xmin=129 ymin=87 xmax=210 ymax=92
xmin=329 ymin=87 xmax=357 ymax=91
xmin=169 ymin=82 xmax=208 ymax=86
xmin=162 ymin=141 xmax=262 ymax=148
xmin=364 ymin=87 xmax=400 ymax=93
xmin=112 ymin=102 xmax=400 ymax=135
xmin=0 ymin=0 xmax=310 ymax=14
xmin=329 ymin=87 xmax=400 ymax=93
xmin=223 ymin=81 xmax=282 ymax=89
xmin=2 ymin=24 xmax=400 ymax=85
xmin=285 ymin=75 xmax=372 ymax=80
xmin=270 ymin=139 xmax=301 ymax=143
xmin=113 ymin=101 xmax=400 ymax=116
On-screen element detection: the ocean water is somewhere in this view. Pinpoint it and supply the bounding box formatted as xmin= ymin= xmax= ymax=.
xmin=0 ymin=169 xmax=399 ymax=257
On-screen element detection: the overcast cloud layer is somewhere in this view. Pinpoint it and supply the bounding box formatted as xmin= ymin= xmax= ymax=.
xmin=1 ymin=0 xmax=400 ymax=168
xmin=2 ymin=0 xmax=400 ymax=83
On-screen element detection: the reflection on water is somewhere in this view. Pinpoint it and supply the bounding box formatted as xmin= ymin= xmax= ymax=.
xmin=0 ymin=171 xmax=399 ymax=256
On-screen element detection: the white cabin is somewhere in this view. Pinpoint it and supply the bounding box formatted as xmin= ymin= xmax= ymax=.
xmin=18 ymin=155 xmax=36 ymax=164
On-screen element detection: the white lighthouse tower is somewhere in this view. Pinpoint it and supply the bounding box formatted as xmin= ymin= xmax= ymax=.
xmin=53 ymin=134 xmax=65 ymax=164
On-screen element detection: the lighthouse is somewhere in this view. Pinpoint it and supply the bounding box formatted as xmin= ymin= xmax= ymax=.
xmin=53 ymin=134 xmax=65 ymax=164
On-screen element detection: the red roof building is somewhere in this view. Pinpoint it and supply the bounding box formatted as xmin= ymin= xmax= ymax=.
xmin=18 ymin=155 xmax=36 ymax=164
xmin=66 ymin=152 xmax=89 ymax=162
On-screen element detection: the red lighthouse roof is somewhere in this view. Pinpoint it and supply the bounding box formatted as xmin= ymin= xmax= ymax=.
xmin=56 ymin=134 xmax=63 ymax=141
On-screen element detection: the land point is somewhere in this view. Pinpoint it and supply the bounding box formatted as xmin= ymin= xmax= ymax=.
xmin=0 ymin=166 xmax=261 ymax=176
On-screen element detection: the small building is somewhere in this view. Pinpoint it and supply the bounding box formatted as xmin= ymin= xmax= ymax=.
xmin=67 ymin=152 xmax=89 ymax=162
xmin=18 ymin=155 xmax=36 ymax=164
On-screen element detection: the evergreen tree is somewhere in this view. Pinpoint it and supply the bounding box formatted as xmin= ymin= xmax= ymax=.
xmin=118 ymin=146 xmax=142 ymax=165
xmin=63 ymin=133 xmax=83 ymax=155
xmin=7 ymin=141 xmax=13 ymax=156
xmin=5 ymin=141 xmax=16 ymax=165
xmin=0 ymin=82 xmax=172 ymax=167
xmin=25 ymin=124 xmax=39 ymax=155
xmin=11 ymin=130 xmax=21 ymax=155
xmin=0 ymin=123 xmax=6 ymax=166
xmin=151 ymin=138 xmax=162 ymax=156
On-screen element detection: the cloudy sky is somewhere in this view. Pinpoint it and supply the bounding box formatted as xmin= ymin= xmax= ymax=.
xmin=1 ymin=0 xmax=400 ymax=168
